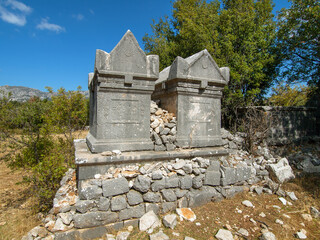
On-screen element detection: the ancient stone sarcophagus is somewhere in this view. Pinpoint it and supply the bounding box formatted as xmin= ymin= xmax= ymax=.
xmin=86 ymin=30 xmax=159 ymax=153
xmin=152 ymin=50 xmax=229 ymax=148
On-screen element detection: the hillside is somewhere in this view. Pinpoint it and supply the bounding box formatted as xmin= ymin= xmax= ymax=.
xmin=0 ymin=85 xmax=89 ymax=102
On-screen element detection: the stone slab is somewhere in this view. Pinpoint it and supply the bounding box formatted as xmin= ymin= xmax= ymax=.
xmin=75 ymin=140 xmax=228 ymax=181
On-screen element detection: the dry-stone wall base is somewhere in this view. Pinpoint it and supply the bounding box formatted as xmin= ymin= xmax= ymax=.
xmin=150 ymin=100 xmax=177 ymax=151
xmin=22 ymin=128 xmax=299 ymax=240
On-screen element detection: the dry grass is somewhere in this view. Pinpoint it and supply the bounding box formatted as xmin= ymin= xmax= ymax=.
xmin=0 ymin=162 xmax=40 ymax=240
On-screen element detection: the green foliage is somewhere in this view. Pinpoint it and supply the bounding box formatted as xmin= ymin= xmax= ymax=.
xmin=276 ymin=0 xmax=320 ymax=88
xmin=143 ymin=0 xmax=277 ymax=130
xmin=0 ymin=87 xmax=88 ymax=212
xmin=268 ymin=83 xmax=311 ymax=106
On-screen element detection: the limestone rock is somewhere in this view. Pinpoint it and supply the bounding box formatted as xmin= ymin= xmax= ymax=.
xmin=111 ymin=196 xmax=127 ymax=211
xmin=139 ymin=210 xmax=161 ymax=232
xmin=176 ymin=208 xmax=196 ymax=222
xmin=116 ymin=231 xmax=130 ymax=240
xmin=242 ymin=200 xmax=254 ymax=208
xmin=149 ymin=230 xmax=169 ymax=240
xmin=215 ymin=229 xmax=234 ymax=240
xmin=163 ymin=214 xmax=177 ymax=229
xmin=133 ymin=175 xmax=151 ymax=193
xmin=127 ymin=190 xmax=143 ymax=206
xmin=310 ymin=206 xmax=320 ymax=218
xmin=259 ymin=231 xmax=276 ymax=240
xmin=266 ymin=158 xmax=295 ymax=183
xmin=295 ymin=231 xmax=307 ymax=239
xmin=102 ymin=177 xmax=129 ymax=197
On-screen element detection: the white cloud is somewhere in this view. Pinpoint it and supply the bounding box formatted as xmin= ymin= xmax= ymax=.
xmin=6 ymin=0 xmax=31 ymax=13
xmin=72 ymin=13 xmax=83 ymax=21
xmin=36 ymin=18 xmax=65 ymax=33
xmin=0 ymin=0 xmax=32 ymax=26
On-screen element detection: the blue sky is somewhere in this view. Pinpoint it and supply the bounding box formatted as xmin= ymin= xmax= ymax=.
xmin=0 ymin=0 xmax=290 ymax=92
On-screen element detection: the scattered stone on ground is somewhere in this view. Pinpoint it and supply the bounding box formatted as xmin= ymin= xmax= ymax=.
xmin=162 ymin=214 xmax=177 ymax=229
xmin=215 ymin=229 xmax=234 ymax=240
xmin=149 ymin=230 xmax=169 ymax=240
xmin=242 ymin=200 xmax=254 ymax=208
xmin=139 ymin=211 xmax=161 ymax=232
xmin=176 ymin=208 xmax=196 ymax=222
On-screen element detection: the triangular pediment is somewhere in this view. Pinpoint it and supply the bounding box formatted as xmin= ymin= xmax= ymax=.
xmin=109 ymin=30 xmax=147 ymax=74
xmin=186 ymin=50 xmax=226 ymax=81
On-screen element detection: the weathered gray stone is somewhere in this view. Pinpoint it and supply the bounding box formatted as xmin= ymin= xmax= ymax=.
xmin=182 ymin=164 xmax=193 ymax=174
xmin=163 ymin=214 xmax=177 ymax=229
xmin=215 ymin=229 xmax=234 ymax=240
xmin=180 ymin=176 xmax=192 ymax=189
xmin=152 ymin=132 xmax=163 ymax=145
xmin=116 ymin=231 xmax=130 ymax=240
xmin=143 ymin=192 xmax=161 ymax=203
xmin=86 ymin=30 xmax=159 ymax=153
xmin=259 ymin=231 xmax=276 ymax=240
xmin=127 ymin=190 xmax=143 ymax=206
xmin=310 ymin=206 xmax=320 ymax=218
xmin=73 ymin=212 xmax=118 ymax=228
xmin=111 ymin=196 xmax=127 ymax=211
xmin=220 ymin=167 xmax=236 ymax=186
xmin=102 ymin=177 xmax=129 ymax=197
xmin=79 ymin=185 xmax=102 ymax=200
xmin=98 ymin=197 xmax=110 ymax=211
xmin=119 ymin=204 xmax=145 ymax=221
xmin=175 ymin=189 xmax=188 ymax=198
xmin=161 ymin=189 xmax=177 ymax=202
xmin=221 ymin=186 xmax=244 ymax=198
xmin=133 ymin=175 xmax=151 ymax=193
xmin=75 ymin=200 xmax=94 ymax=214
xmin=161 ymin=202 xmax=176 ymax=213
xmin=80 ymin=226 xmax=107 ymax=240
xmin=55 ymin=230 xmax=80 ymax=240
xmin=154 ymin=144 xmax=166 ymax=151
xmin=165 ymin=176 xmax=180 ymax=188
xmin=139 ymin=210 xmax=161 ymax=231
xmin=123 ymin=219 xmax=139 ymax=228
xmin=58 ymin=213 xmax=73 ymax=225
xmin=266 ymin=158 xmax=295 ymax=183
xmin=151 ymin=178 xmax=166 ymax=192
xmin=149 ymin=231 xmax=169 ymax=240
xmin=165 ymin=143 xmax=175 ymax=151
xmin=152 ymin=170 xmax=163 ymax=180
xmin=146 ymin=203 xmax=160 ymax=215
xmin=173 ymin=159 xmax=186 ymax=169
xmin=204 ymin=171 xmax=221 ymax=186
xmin=207 ymin=161 xmax=220 ymax=172
xmin=192 ymin=175 xmax=204 ymax=189
xmin=188 ymin=186 xmax=220 ymax=207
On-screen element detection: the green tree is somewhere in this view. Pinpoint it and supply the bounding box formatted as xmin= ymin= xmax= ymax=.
xmin=276 ymin=0 xmax=320 ymax=88
xmin=143 ymin=0 xmax=277 ymax=130
xmin=268 ymin=83 xmax=312 ymax=106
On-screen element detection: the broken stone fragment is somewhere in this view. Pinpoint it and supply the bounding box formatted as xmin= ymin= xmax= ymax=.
xmin=139 ymin=210 xmax=161 ymax=232
xmin=176 ymin=208 xmax=196 ymax=222
xmin=163 ymin=214 xmax=177 ymax=229
xmin=215 ymin=229 xmax=234 ymax=240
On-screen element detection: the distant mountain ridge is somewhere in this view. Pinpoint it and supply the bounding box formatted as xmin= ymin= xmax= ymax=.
xmin=0 ymin=85 xmax=89 ymax=102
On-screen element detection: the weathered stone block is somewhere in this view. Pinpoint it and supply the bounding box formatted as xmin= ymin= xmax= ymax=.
xmin=73 ymin=212 xmax=118 ymax=229
xmin=97 ymin=197 xmax=110 ymax=211
xmin=119 ymin=204 xmax=145 ymax=221
xmin=192 ymin=175 xmax=204 ymax=189
xmin=102 ymin=177 xmax=129 ymax=197
xmin=204 ymin=171 xmax=221 ymax=186
xmin=111 ymin=196 xmax=127 ymax=211
xmin=75 ymin=200 xmax=94 ymax=214
xmin=79 ymin=185 xmax=102 ymax=200
xmin=55 ymin=230 xmax=80 ymax=240
xmin=143 ymin=192 xmax=161 ymax=203
xmin=162 ymin=202 xmax=177 ymax=214
xmin=207 ymin=161 xmax=220 ymax=172
xmin=145 ymin=203 xmax=160 ymax=215
xmin=220 ymin=167 xmax=236 ymax=186
xmin=165 ymin=176 xmax=180 ymax=188
xmin=133 ymin=175 xmax=151 ymax=193
xmin=151 ymin=178 xmax=166 ymax=192
xmin=127 ymin=190 xmax=143 ymax=206
xmin=180 ymin=176 xmax=192 ymax=189
xmin=79 ymin=226 xmax=107 ymax=240
xmin=189 ymin=186 xmax=220 ymax=207
xmin=161 ymin=189 xmax=177 ymax=202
